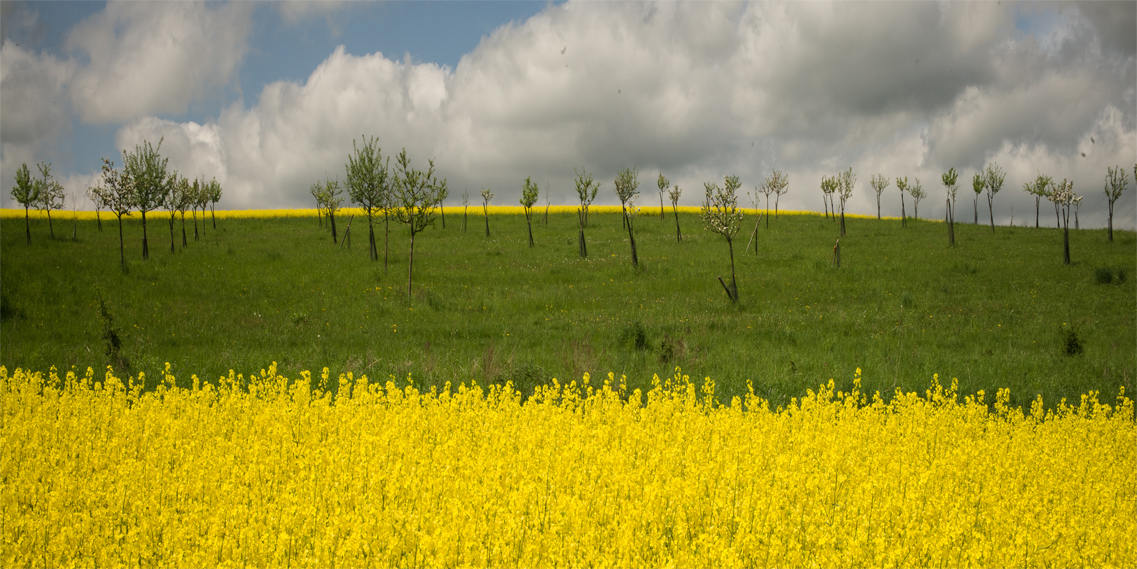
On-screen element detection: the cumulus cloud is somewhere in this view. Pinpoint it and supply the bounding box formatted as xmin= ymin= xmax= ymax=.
xmin=64 ymin=0 xmax=253 ymax=124
xmin=0 ymin=40 xmax=75 ymax=181
xmin=103 ymin=1 xmax=1135 ymax=227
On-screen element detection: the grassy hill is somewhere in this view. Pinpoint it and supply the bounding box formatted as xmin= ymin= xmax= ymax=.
xmin=2 ymin=206 xmax=1133 ymax=408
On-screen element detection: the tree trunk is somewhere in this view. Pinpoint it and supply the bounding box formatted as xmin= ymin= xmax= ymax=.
xmin=673 ymin=205 xmax=682 ymax=243
xmin=974 ymin=197 xmax=979 ymax=224
xmin=440 ymin=204 xmax=445 ymax=229
xmin=660 ymin=193 xmax=665 ymax=221
xmin=169 ymin=214 xmax=176 ymax=253
xmin=1034 ymin=197 xmax=1040 ymax=228
xmin=1053 ymin=202 xmax=1060 ymax=227
xmin=840 ymin=201 xmax=846 ymax=237
xmin=545 ymin=203 xmax=549 ymax=226
xmin=876 ymin=195 xmax=881 ymax=219
xmin=47 ymin=211 xmax=54 ymax=239
xmin=117 ymin=214 xmax=125 ymax=269
xmin=823 ymin=196 xmax=829 ymax=219
xmin=141 ymin=211 xmax=149 ymax=260
xmin=193 ymin=210 xmax=199 ymax=241
xmin=407 ymin=229 xmax=416 ymax=297
xmin=775 ymin=194 xmax=780 ymax=218
xmin=625 ymin=210 xmax=638 ymax=269
xmin=526 ymin=210 xmax=534 ymax=248
xmin=727 ymin=237 xmax=738 ymax=302
xmin=330 ymin=212 xmax=338 ymax=244
xmin=368 ymin=212 xmax=377 ymax=261
xmin=578 ymin=208 xmax=588 ymax=258
xmin=1062 ymin=207 xmax=1070 ymax=265
xmin=383 ymin=211 xmax=390 ymax=273
xmin=1108 ymin=200 xmax=1114 ymax=242
xmin=24 ymin=207 xmax=30 ymax=245
xmin=463 ymin=207 xmax=468 ymax=232
xmin=947 ymin=198 xmax=955 ymax=247
xmin=181 ymin=212 xmax=188 ymax=248
xmin=484 ymin=207 xmax=490 ymax=237
xmin=211 ymin=203 xmax=216 ymax=229
xmin=900 ymin=193 xmax=906 ymax=228
xmin=96 ymin=211 xmax=102 ymax=231
xmin=987 ymin=192 xmax=995 ymax=233
xmin=765 ymin=196 xmax=770 ymax=229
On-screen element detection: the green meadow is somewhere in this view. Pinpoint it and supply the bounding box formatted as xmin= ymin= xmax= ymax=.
xmin=2 ymin=207 xmax=1133 ymax=409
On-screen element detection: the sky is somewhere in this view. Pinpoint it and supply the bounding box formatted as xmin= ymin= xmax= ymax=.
xmin=2 ymin=0 xmax=1135 ymax=229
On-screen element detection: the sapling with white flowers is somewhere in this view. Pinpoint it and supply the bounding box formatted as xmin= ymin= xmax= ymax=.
xmin=701 ymin=175 xmax=744 ymax=303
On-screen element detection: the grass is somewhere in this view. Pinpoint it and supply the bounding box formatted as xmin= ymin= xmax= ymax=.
xmin=2 ymin=207 xmax=1134 ymax=409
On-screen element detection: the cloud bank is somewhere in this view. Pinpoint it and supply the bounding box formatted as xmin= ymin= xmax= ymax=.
xmin=3 ymin=1 xmax=1135 ymax=229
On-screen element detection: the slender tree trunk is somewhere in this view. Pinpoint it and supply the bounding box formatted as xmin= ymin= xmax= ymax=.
xmin=200 ymin=208 xmax=206 ymax=238
xmin=141 ymin=211 xmax=149 ymax=259
xmin=526 ymin=209 xmax=534 ymax=248
xmin=765 ymin=196 xmax=770 ymax=229
xmin=974 ymin=197 xmax=979 ymax=224
xmin=330 ymin=212 xmax=338 ymax=244
xmin=463 ymin=206 xmax=468 ymax=232
xmin=318 ymin=207 xmax=323 ymax=228
xmin=625 ymin=210 xmax=638 ymax=269
xmin=1035 ymin=197 xmax=1040 ymax=228
xmin=877 ymin=195 xmax=881 ymax=219
xmin=72 ymin=216 xmax=76 ymax=240
xmin=914 ymin=202 xmax=918 ymax=220
xmin=672 ymin=205 xmax=682 ymax=243
xmin=775 ymin=194 xmax=780 ymax=218
xmin=96 ymin=210 xmax=102 ymax=231
xmin=383 ymin=211 xmax=390 ymax=272
xmin=900 ymin=193 xmax=907 ymax=228
xmin=47 ymin=211 xmax=54 ymax=239
xmin=578 ymin=208 xmax=588 ymax=258
xmin=24 ymin=207 xmax=30 ymax=245
xmin=169 ymin=214 xmax=175 ymax=253
xmin=1108 ymin=201 xmax=1115 ymax=242
xmin=440 ymin=204 xmax=445 ymax=229
xmin=728 ymin=237 xmax=738 ymax=302
xmin=947 ymin=198 xmax=955 ymax=247
xmin=823 ymin=195 xmax=829 ymax=219
xmin=1053 ymin=202 xmax=1060 ymax=227
xmin=181 ymin=212 xmax=187 ymax=248
xmin=368 ymin=212 xmax=377 ymax=261
xmin=211 ymin=203 xmax=216 ymax=229
xmin=840 ymin=200 xmax=847 ymax=237
xmin=407 ymin=229 xmax=416 ymax=297
xmin=484 ymin=206 xmax=490 ymax=237
xmin=1062 ymin=207 xmax=1070 ymax=265
xmin=193 ymin=209 xmax=199 ymax=241
xmin=116 ymin=214 xmax=125 ymax=269
xmin=544 ymin=203 xmax=549 ymax=226
xmin=660 ymin=193 xmax=665 ymax=221
xmin=987 ymin=192 xmax=995 ymax=233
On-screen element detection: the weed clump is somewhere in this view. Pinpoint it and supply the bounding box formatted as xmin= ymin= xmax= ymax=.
xmin=1061 ymin=326 xmax=1083 ymax=356
xmin=1095 ymin=267 xmax=1114 ymax=285
xmin=617 ymin=321 xmax=649 ymax=352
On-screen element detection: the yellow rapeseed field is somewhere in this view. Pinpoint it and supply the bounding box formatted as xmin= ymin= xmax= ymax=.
xmin=2 ymin=364 xmax=1133 ymax=568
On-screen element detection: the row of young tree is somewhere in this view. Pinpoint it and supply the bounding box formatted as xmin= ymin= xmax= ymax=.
xmin=819 ymin=162 xmax=1134 ymax=265
xmin=9 ymin=139 xmax=223 ymax=270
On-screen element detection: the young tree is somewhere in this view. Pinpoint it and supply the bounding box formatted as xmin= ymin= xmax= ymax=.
xmin=207 ymin=178 xmax=222 ymax=229
xmin=574 ymin=169 xmax=598 ymax=257
xmin=122 ymin=139 xmax=171 ymax=260
xmin=657 ymin=172 xmax=669 ymax=221
xmin=971 ymin=172 xmax=984 ymax=224
xmin=771 ymin=170 xmax=789 ymax=218
xmin=614 ymin=166 xmax=640 ymax=268
xmin=1023 ymin=173 xmax=1053 ymax=229
xmin=942 ymin=167 xmax=959 ymax=246
xmin=437 ymin=181 xmax=449 ymax=229
xmin=700 ymin=175 xmax=744 ymax=303
xmin=393 ymin=148 xmax=445 ymax=296
xmin=310 ymin=183 xmax=326 ymax=227
xmin=194 ymin=176 xmax=211 ymax=239
xmin=520 ymin=176 xmax=539 ymax=248
xmin=96 ymin=158 xmax=135 ymax=269
xmin=165 ymin=173 xmax=188 ymax=253
xmin=324 ymin=177 xmax=343 ymax=243
xmin=745 ymin=186 xmax=762 ymax=254
xmin=870 ymin=174 xmax=889 ymax=219
xmin=837 ymin=168 xmax=856 ymax=237
xmin=34 ymin=162 xmax=65 ymax=239
xmin=759 ymin=176 xmax=774 ymax=229
xmin=461 ymin=189 xmax=470 ymax=232
xmin=481 ymin=188 xmax=493 ymax=236
xmin=819 ymin=176 xmax=831 ymax=219
xmin=895 ymin=176 xmax=909 ymax=228
xmin=983 ymin=162 xmax=1005 ymax=232
xmin=85 ymin=184 xmax=104 ymax=232
xmin=345 ymin=135 xmax=391 ymax=262
xmin=908 ymin=178 xmax=926 ymax=220
xmin=574 ymin=167 xmax=599 ymax=226
xmin=10 ymin=163 xmax=39 ymax=245
xmin=175 ymin=178 xmax=194 ymax=248
xmin=1104 ymin=165 xmax=1130 ymax=243
xmin=1052 ymin=179 xmax=1081 ymax=265
xmin=669 ymin=184 xmax=683 ymax=243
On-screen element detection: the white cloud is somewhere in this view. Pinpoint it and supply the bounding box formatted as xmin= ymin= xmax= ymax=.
xmin=64 ymin=0 xmax=253 ymax=124
xmin=0 ymin=40 xmax=75 ymax=185
xmin=105 ymin=1 xmax=1134 ymax=228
